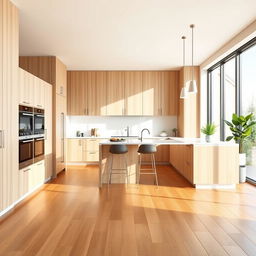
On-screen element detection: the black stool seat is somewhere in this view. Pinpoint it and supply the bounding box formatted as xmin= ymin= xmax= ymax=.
xmin=138 ymin=144 xmax=157 ymax=154
xmin=109 ymin=144 xmax=128 ymax=154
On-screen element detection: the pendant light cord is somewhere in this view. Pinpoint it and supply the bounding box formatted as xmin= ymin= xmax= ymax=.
xmin=182 ymin=36 xmax=186 ymax=67
xmin=190 ymin=24 xmax=195 ymax=81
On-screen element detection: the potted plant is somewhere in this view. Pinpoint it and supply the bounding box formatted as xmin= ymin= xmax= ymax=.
xmin=201 ymin=123 xmax=217 ymax=142
xmin=225 ymin=113 xmax=256 ymax=183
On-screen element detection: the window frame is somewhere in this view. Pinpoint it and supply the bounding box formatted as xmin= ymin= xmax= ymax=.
xmin=207 ymin=36 xmax=256 ymax=141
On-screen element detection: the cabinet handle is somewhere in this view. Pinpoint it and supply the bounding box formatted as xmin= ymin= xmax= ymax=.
xmin=44 ymin=129 xmax=47 ymax=140
xmin=79 ymin=140 xmax=82 ymax=146
xmin=23 ymin=168 xmax=31 ymax=172
xmin=23 ymin=101 xmax=30 ymax=104
xmin=37 ymin=162 xmax=43 ymax=166
xmin=0 ymin=130 xmax=4 ymax=148
xmin=37 ymin=104 xmax=42 ymax=108
xmin=21 ymin=139 xmax=34 ymax=143
xmin=89 ymin=152 xmax=96 ymax=154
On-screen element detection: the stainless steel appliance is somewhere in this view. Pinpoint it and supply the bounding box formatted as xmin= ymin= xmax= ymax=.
xmin=19 ymin=105 xmax=34 ymax=138
xmin=34 ymin=108 xmax=45 ymax=135
xmin=34 ymin=137 xmax=45 ymax=163
xmin=19 ymin=138 xmax=34 ymax=169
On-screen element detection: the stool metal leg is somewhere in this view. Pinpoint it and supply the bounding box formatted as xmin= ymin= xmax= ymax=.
xmin=152 ymin=153 xmax=158 ymax=186
xmin=124 ymin=154 xmax=129 ymax=184
xmin=138 ymin=153 xmax=141 ymax=185
xmin=108 ymin=154 xmax=113 ymax=188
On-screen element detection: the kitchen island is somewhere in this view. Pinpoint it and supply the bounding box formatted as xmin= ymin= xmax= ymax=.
xmin=99 ymin=137 xmax=239 ymax=188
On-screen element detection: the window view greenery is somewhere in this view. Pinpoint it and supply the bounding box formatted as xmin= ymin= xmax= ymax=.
xmin=207 ymin=38 xmax=256 ymax=181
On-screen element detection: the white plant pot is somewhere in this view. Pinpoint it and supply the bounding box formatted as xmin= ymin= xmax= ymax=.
xmin=239 ymin=153 xmax=246 ymax=183
xmin=205 ymin=135 xmax=212 ymax=143
xmin=239 ymin=166 xmax=247 ymax=183
xmin=239 ymin=153 xmax=246 ymax=166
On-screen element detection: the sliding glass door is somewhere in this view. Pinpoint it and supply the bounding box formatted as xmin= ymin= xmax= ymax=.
xmin=241 ymin=44 xmax=256 ymax=181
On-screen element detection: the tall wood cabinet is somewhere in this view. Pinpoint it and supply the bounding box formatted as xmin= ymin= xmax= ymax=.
xmin=19 ymin=56 xmax=67 ymax=177
xmin=0 ymin=0 xmax=19 ymax=212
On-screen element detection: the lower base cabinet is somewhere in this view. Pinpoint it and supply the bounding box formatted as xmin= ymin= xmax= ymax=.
xmin=67 ymin=139 xmax=100 ymax=163
xmin=19 ymin=160 xmax=46 ymax=198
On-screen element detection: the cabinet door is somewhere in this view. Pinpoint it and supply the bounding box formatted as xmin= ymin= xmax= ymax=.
xmin=34 ymin=78 xmax=45 ymax=109
xmin=95 ymin=72 xmax=107 ymax=116
xmin=142 ymin=71 xmax=161 ymax=115
xmin=106 ymin=71 xmax=125 ymax=115
xmin=56 ymin=58 xmax=67 ymax=97
xmin=33 ymin=161 xmax=45 ymax=186
xmin=67 ymin=71 xmax=87 ymax=115
xmin=19 ymin=69 xmax=34 ymax=106
xmin=56 ymin=94 xmax=66 ymax=174
xmin=67 ymin=139 xmax=83 ymax=162
xmin=184 ymin=145 xmax=193 ymax=183
xmin=124 ymin=72 xmax=143 ymax=115
xmin=44 ymin=83 xmax=52 ymax=179
xmin=19 ymin=166 xmax=32 ymax=197
xmin=160 ymin=71 xmax=170 ymax=116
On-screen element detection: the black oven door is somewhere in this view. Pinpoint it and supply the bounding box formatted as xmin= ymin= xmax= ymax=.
xmin=34 ymin=114 xmax=45 ymax=135
xmin=19 ymin=112 xmax=33 ymax=136
xmin=34 ymin=137 xmax=45 ymax=163
xmin=19 ymin=139 xmax=34 ymax=169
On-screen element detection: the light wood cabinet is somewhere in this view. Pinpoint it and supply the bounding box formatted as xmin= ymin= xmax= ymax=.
xmin=67 ymin=138 xmax=100 ymax=162
xmin=142 ymin=71 xmax=161 ymax=116
xmin=44 ymin=83 xmax=53 ymax=179
xmin=34 ymin=79 xmax=45 ymax=109
xmin=67 ymin=71 xmax=87 ymax=115
xmin=106 ymin=71 xmax=125 ymax=115
xmin=67 ymin=71 xmax=179 ymax=117
xmin=0 ymin=0 xmax=19 ymax=212
xmin=124 ymin=72 xmax=143 ymax=115
xmin=87 ymin=71 xmax=107 ymax=116
xmin=56 ymin=58 xmax=67 ymax=97
xmin=67 ymin=139 xmax=83 ymax=162
xmin=19 ymin=68 xmax=34 ymax=107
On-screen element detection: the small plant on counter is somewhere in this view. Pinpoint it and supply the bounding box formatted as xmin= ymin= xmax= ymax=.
xmin=224 ymin=113 xmax=256 ymax=153
xmin=201 ymin=123 xmax=217 ymax=142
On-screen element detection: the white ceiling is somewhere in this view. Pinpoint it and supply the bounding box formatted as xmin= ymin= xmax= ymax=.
xmin=12 ymin=0 xmax=256 ymax=70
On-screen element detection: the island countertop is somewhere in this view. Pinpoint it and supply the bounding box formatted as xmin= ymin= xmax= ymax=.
xmin=99 ymin=137 xmax=238 ymax=147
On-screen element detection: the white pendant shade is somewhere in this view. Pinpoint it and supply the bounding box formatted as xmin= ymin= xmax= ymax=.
xmin=180 ymin=87 xmax=188 ymax=99
xmin=188 ymin=80 xmax=197 ymax=94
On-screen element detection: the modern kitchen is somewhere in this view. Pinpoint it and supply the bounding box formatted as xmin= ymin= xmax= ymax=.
xmin=1 ymin=0 xmax=256 ymax=255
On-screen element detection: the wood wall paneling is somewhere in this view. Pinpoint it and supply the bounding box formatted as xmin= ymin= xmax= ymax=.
xmin=0 ymin=0 xmax=19 ymax=211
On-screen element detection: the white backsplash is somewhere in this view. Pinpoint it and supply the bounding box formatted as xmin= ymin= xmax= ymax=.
xmin=66 ymin=116 xmax=177 ymax=137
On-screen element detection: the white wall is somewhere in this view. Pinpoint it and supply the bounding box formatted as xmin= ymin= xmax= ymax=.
xmin=66 ymin=116 xmax=177 ymax=137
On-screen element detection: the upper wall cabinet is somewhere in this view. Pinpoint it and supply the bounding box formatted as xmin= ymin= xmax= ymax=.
xmin=19 ymin=68 xmax=45 ymax=109
xmin=124 ymin=72 xmax=143 ymax=116
xmin=56 ymin=58 xmax=67 ymax=97
xmin=106 ymin=71 xmax=124 ymax=115
xmin=67 ymin=71 xmax=178 ymax=116
xmin=142 ymin=71 xmax=161 ymax=116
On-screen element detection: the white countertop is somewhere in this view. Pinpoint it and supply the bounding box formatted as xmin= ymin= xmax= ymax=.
xmin=99 ymin=137 xmax=238 ymax=146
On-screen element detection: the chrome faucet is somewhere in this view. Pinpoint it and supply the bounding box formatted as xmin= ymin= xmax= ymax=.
xmin=125 ymin=126 xmax=130 ymax=137
xmin=140 ymin=128 xmax=150 ymax=141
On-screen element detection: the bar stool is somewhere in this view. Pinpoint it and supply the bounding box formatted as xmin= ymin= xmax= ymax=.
xmin=137 ymin=144 xmax=158 ymax=186
xmin=108 ymin=144 xmax=129 ymax=187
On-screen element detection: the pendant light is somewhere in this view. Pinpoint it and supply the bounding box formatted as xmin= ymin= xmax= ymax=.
xmin=180 ymin=36 xmax=188 ymax=99
xmin=188 ymin=24 xmax=197 ymax=94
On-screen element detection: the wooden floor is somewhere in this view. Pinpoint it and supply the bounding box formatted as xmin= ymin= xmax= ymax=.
xmin=1 ymin=166 xmax=256 ymax=256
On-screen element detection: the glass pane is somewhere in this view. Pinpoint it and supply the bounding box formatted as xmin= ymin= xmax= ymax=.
xmin=211 ymin=67 xmax=221 ymax=140
xmin=241 ymin=44 xmax=256 ymax=181
xmin=224 ymin=58 xmax=236 ymax=139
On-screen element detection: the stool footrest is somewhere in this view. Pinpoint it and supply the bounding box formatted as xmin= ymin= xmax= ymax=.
xmin=140 ymin=172 xmax=156 ymax=175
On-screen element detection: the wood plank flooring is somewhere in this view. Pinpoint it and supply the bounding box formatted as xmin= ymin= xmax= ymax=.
xmin=0 ymin=165 xmax=256 ymax=256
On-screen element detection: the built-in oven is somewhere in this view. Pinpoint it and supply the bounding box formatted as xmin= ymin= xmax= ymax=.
xmin=19 ymin=138 xmax=34 ymax=169
xmin=34 ymin=137 xmax=45 ymax=163
xmin=34 ymin=108 xmax=45 ymax=135
xmin=19 ymin=105 xmax=34 ymax=137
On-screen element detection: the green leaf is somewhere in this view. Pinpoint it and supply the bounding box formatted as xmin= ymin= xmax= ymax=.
xmin=245 ymin=113 xmax=253 ymax=121
xmin=226 ymin=136 xmax=233 ymax=141
xmin=224 ymin=120 xmax=233 ymax=127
